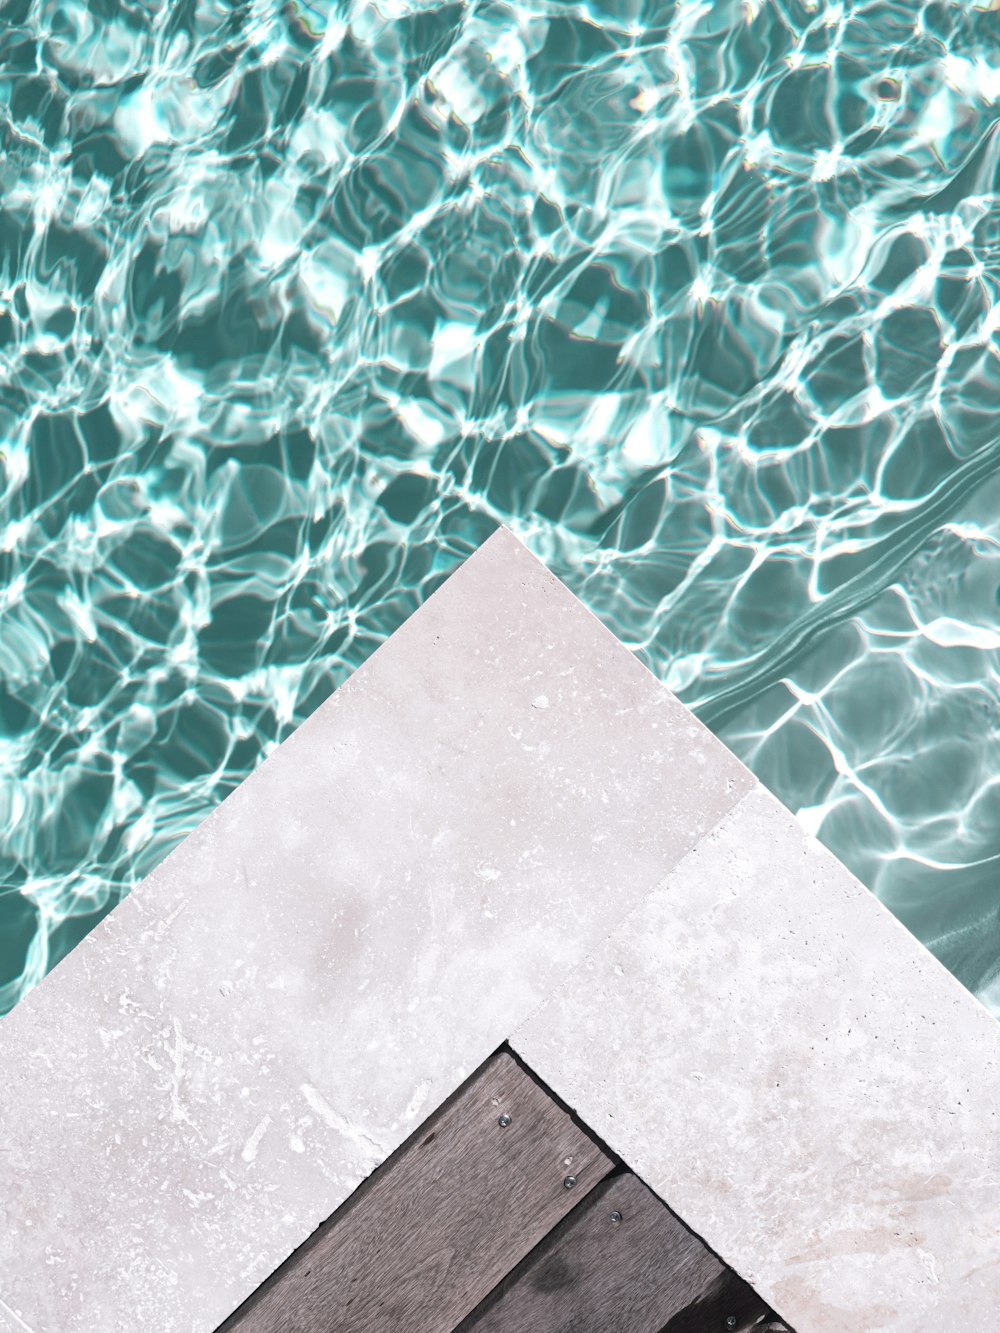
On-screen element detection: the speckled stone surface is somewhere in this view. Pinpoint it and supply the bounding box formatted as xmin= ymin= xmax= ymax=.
xmin=512 ymin=784 xmax=1000 ymax=1333
xmin=0 ymin=528 xmax=753 ymax=1333
xmin=0 ymin=1301 xmax=33 ymax=1333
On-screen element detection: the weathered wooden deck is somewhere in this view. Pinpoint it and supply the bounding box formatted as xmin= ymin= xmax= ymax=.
xmin=218 ymin=1051 xmax=790 ymax=1333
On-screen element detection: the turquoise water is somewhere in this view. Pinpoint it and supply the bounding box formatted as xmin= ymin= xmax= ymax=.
xmin=2 ymin=0 xmax=1000 ymax=1016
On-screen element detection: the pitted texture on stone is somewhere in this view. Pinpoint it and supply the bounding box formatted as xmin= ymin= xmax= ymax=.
xmin=0 ymin=528 xmax=751 ymax=1333
xmin=512 ymin=785 xmax=1000 ymax=1333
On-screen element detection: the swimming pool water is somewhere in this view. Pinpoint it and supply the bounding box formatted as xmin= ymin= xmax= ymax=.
xmin=2 ymin=0 xmax=1000 ymax=1016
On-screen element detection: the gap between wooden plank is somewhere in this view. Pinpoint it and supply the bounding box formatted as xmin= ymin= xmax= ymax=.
xmin=502 ymin=1046 xmax=797 ymax=1333
xmin=455 ymin=1171 xmax=791 ymax=1333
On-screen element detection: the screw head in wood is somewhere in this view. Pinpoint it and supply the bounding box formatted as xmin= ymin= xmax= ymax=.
xmin=610 ymin=1210 xmax=622 ymax=1225
xmin=563 ymin=1175 xmax=576 ymax=1189
xmin=497 ymin=1113 xmax=511 ymax=1128
xmin=726 ymin=1318 xmax=737 ymax=1329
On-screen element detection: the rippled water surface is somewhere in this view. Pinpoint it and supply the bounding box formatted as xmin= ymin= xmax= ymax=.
xmin=2 ymin=0 xmax=1000 ymax=1016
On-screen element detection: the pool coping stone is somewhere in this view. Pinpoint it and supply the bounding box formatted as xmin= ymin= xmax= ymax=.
xmin=0 ymin=527 xmax=996 ymax=1332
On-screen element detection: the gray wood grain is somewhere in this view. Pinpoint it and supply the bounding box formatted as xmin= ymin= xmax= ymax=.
xmin=457 ymin=1173 xmax=792 ymax=1333
xmin=217 ymin=1052 xmax=612 ymax=1333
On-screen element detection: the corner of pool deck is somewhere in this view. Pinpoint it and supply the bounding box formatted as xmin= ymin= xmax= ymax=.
xmin=0 ymin=525 xmax=997 ymax=1333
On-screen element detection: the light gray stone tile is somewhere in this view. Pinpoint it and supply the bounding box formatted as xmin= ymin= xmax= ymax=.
xmin=0 ymin=1300 xmax=38 ymax=1333
xmin=512 ymin=784 xmax=1000 ymax=1333
xmin=0 ymin=528 xmax=751 ymax=1332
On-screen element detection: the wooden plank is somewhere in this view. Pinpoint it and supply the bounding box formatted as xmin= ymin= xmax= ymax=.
xmin=457 ymin=1173 xmax=792 ymax=1333
xmin=217 ymin=1052 xmax=612 ymax=1333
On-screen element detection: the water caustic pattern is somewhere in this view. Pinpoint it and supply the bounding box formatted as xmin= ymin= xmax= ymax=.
xmin=1 ymin=0 xmax=1000 ymax=1014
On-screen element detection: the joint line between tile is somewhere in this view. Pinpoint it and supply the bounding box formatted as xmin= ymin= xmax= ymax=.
xmin=0 ymin=1295 xmax=40 ymax=1333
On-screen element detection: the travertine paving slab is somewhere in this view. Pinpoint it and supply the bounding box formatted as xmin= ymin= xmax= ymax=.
xmin=512 ymin=785 xmax=1000 ymax=1333
xmin=0 ymin=528 xmax=751 ymax=1333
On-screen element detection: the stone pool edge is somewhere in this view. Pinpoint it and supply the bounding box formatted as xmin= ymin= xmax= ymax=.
xmin=0 ymin=527 xmax=753 ymax=1332
xmin=512 ymin=779 xmax=1000 ymax=1331
xmin=0 ymin=526 xmax=996 ymax=1332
